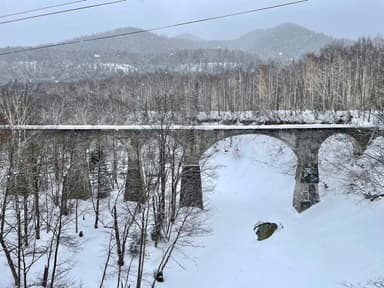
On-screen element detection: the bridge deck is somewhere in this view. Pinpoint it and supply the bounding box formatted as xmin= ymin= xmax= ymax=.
xmin=0 ymin=124 xmax=379 ymax=131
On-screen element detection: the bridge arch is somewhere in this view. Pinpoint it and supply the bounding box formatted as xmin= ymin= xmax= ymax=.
xmin=321 ymin=133 xmax=366 ymax=157
xmin=196 ymin=130 xmax=299 ymax=161
xmin=124 ymin=133 xmax=185 ymax=203
xmin=318 ymin=134 xmax=361 ymax=193
xmin=198 ymin=134 xmax=297 ymax=207
xmin=180 ymin=133 xmax=301 ymax=210
xmin=139 ymin=135 xmax=184 ymax=181
xmin=318 ymin=133 xmax=383 ymax=196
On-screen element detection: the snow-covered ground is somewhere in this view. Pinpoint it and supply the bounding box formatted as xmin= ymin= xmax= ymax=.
xmin=1 ymin=135 xmax=384 ymax=287
xmin=195 ymin=110 xmax=379 ymax=126
xmin=162 ymin=135 xmax=384 ymax=288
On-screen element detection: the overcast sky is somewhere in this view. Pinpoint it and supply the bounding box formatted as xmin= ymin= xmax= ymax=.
xmin=0 ymin=0 xmax=383 ymax=47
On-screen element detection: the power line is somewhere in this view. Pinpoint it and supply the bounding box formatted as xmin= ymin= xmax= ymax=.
xmin=0 ymin=0 xmax=309 ymax=57
xmin=0 ymin=0 xmax=89 ymax=19
xmin=0 ymin=0 xmax=126 ymax=25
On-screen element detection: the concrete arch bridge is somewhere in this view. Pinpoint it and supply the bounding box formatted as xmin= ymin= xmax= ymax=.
xmin=1 ymin=124 xmax=382 ymax=212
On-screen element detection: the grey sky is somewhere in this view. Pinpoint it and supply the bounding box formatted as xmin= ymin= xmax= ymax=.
xmin=0 ymin=0 xmax=383 ymax=47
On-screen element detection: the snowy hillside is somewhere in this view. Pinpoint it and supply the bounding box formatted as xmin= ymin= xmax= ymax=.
xmin=163 ymin=135 xmax=384 ymax=288
xmin=1 ymin=135 xmax=383 ymax=287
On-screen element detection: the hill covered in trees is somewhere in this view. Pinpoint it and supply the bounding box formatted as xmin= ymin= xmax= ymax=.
xmin=0 ymin=23 xmax=337 ymax=85
xmin=0 ymin=38 xmax=382 ymax=125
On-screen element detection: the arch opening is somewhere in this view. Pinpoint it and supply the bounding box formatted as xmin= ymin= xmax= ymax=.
xmin=199 ymin=134 xmax=298 ymax=211
xmin=319 ymin=133 xmax=364 ymax=196
xmin=320 ymin=134 xmax=384 ymax=200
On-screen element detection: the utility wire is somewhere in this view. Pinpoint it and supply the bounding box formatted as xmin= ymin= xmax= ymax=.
xmin=0 ymin=0 xmax=89 ymax=19
xmin=0 ymin=0 xmax=308 ymax=57
xmin=0 ymin=0 xmax=126 ymax=25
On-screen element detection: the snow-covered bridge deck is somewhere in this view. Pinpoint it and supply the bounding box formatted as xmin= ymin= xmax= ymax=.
xmin=0 ymin=124 xmax=379 ymax=131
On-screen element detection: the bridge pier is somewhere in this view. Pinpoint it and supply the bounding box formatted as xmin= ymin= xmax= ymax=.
xmin=124 ymin=141 xmax=145 ymax=203
xmin=180 ymin=164 xmax=203 ymax=209
xmin=293 ymin=158 xmax=320 ymax=212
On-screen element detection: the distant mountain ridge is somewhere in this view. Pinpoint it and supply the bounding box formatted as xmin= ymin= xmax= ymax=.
xmin=175 ymin=33 xmax=205 ymax=42
xmin=57 ymin=22 xmax=337 ymax=59
xmin=0 ymin=23 xmax=342 ymax=84
xmin=218 ymin=22 xmax=338 ymax=59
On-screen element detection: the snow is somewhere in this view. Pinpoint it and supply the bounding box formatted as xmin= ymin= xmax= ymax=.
xmin=160 ymin=135 xmax=384 ymax=288
xmin=175 ymin=62 xmax=239 ymax=72
xmin=0 ymin=109 xmax=381 ymax=130
xmin=17 ymin=61 xmax=38 ymax=70
xmin=0 ymin=123 xmax=379 ymax=131
xmin=1 ymin=135 xmax=384 ymax=287
xmin=96 ymin=63 xmax=137 ymax=73
xmin=195 ymin=110 xmax=380 ymax=126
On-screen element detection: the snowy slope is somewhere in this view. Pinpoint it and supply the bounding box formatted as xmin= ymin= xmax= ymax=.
xmin=1 ymin=135 xmax=384 ymax=287
xmin=161 ymin=135 xmax=384 ymax=288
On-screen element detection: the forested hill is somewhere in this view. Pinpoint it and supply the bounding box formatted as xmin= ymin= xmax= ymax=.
xmin=1 ymin=38 xmax=382 ymax=125
xmin=208 ymin=23 xmax=337 ymax=59
xmin=54 ymin=22 xmax=336 ymax=59
xmin=0 ymin=23 xmax=337 ymax=84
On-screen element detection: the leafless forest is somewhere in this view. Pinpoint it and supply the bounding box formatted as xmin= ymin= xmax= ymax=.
xmin=1 ymin=38 xmax=383 ymax=125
